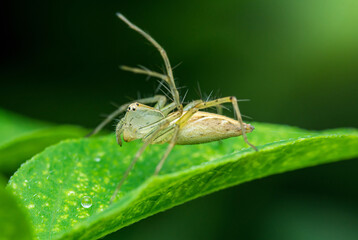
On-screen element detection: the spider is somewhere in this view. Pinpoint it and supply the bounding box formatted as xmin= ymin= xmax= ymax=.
xmin=87 ymin=13 xmax=257 ymax=203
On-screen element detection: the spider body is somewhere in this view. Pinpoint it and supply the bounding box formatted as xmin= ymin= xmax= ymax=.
xmin=118 ymin=106 xmax=255 ymax=146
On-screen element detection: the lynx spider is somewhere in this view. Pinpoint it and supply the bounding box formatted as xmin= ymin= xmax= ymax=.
xmin=88 ymin=13 xmax=257 ymax=203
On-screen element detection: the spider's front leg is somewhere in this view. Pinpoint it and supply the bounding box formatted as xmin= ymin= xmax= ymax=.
xmin=117 ymin=13 xmax=183 ymax=113
xmin=110 ymin=120 xmax=170 ymax=204
xmin=110 ymin=111 xmax=181 ymax=204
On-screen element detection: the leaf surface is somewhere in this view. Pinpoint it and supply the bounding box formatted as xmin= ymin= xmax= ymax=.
xmin=0 ymin=109 xmax=87 ymax=173
xmin=6 ymin=123 xmax=358 ymax=240
xmin=0 ymin=177 xmax=33 ymax=240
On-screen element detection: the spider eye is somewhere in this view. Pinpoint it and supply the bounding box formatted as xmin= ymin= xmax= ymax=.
xmin=136 ymin=103 xmax=139 ymax=106
xmin=132 ymin=107 xmax=136 ymax=111
xmin=128 ymin=107 xmax=131 ymax=111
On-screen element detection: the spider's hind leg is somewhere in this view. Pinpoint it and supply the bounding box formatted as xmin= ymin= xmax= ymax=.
xmin=110 ymin=121 xmax=169 ymax=204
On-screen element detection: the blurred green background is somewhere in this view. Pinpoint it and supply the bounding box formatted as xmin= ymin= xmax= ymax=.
xmin=1 ymin=0 xmax=358 ymax=239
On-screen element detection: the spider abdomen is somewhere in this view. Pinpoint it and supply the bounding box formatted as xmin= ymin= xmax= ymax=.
xmin=176 ymin=111 xmax=254 ymax=145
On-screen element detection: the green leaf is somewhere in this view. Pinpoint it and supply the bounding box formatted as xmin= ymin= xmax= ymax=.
xmin=0 ymin=177 xmax=33 ymax=240
xmin=0 ymin=109 xmax=88 ymax=173
xmin=6 ymin=123 xmax=358 ymax=240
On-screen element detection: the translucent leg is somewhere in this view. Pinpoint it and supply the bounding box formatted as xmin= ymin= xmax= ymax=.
xmin=154 ymin=125 xmax=179 ymax=175
xmin=117 ymin=13 xmax=183 ymax=112
xmin=110 ymin=120 xmax=170 ymax=204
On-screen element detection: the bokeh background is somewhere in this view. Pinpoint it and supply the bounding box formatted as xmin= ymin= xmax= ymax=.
xmin=1 ymin=0 xmax=358 ymax=239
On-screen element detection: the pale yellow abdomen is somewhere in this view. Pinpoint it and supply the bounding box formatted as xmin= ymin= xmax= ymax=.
xmin=176 ymin=111 xmax=254 ymax=145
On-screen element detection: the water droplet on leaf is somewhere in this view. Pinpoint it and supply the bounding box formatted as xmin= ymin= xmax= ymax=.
xmin=94 ymin=157 xmax=101 ymax=162
xmin=81 ymin=196 xmax=92 ymax=208
xmin=67 ymin=191 xmax=75 ymax=196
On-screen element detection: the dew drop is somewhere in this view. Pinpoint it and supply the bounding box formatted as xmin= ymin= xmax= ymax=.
xmin=94 ymin=157 xmax=101 ymax=162
xmin=81 ymin=196 xmax=92 ymax=208
xmin=67 ymin=190 xmax=75 ymax=196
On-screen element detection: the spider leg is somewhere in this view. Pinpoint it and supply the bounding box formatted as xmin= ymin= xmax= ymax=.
xmin=183 ymin=100 xmax=203 ymax=111
xmin=110 ymin=120 xmax=171 ymax=204
xmin=154 ymin=125 xmax=180 ymax=175
xmin=140 ymin=111 xmax=181 ymax=142
xmin=117 ymin=13 xmax=183 ymax=112
xmin=216 ymin=105 xmax=223 ymax=115
xmin=159 ymin=102 xmax=177 ymax=115
xmin=120 ymin=65 xmax=168 ymax=82
xmin=152 ymin=98 xmax=228 ymax=175
xmin=86 ymin=95 xmax=167 ymax=137
xmin=135 ymin=112 xmax=182 ymax=178
xmin=151 ymin=105 xmax=204 ymax=175
xmin=146 ymin=113 xmax=186 ymax=176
